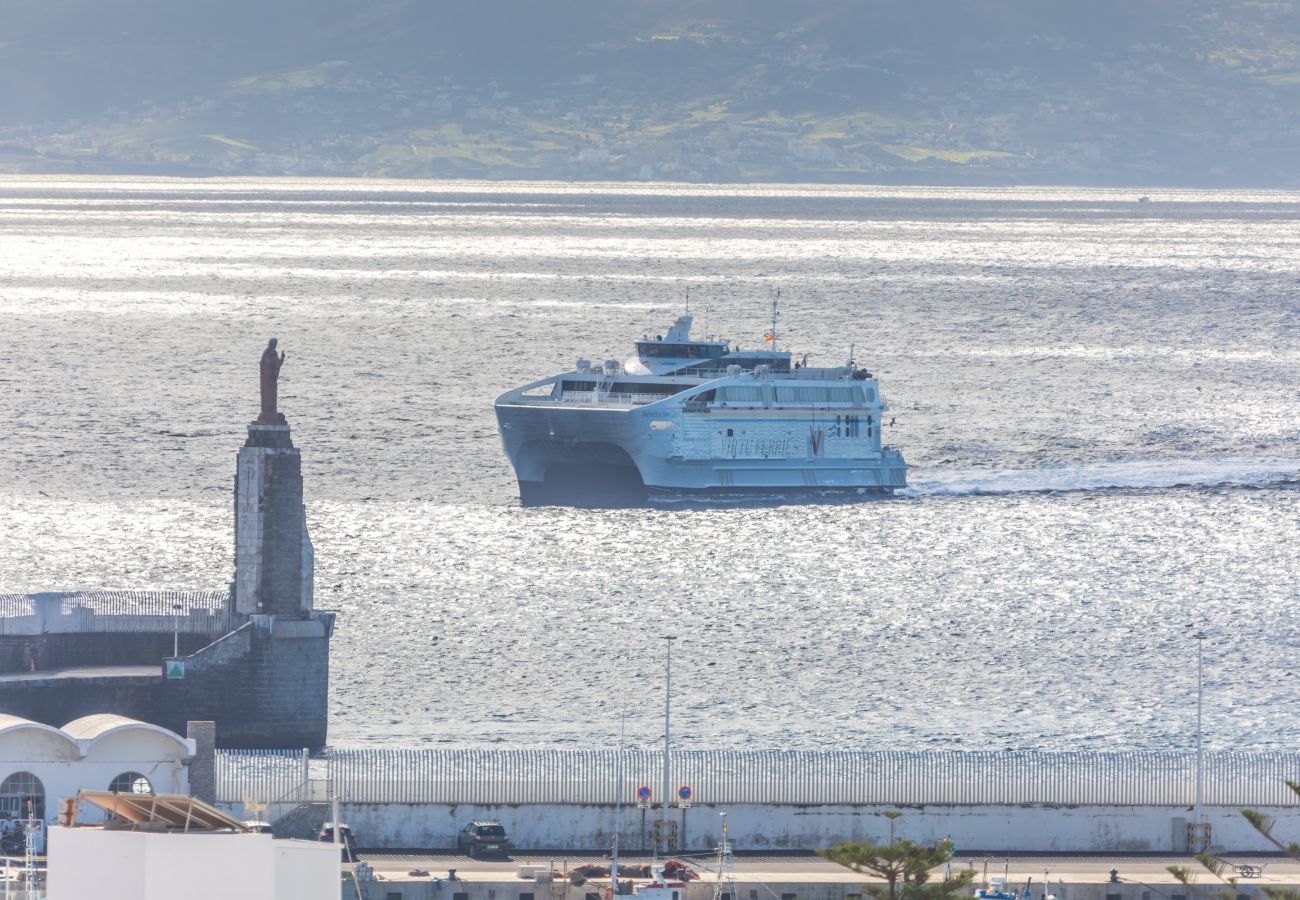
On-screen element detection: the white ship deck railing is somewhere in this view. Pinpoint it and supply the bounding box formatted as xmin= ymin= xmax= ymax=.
xmin=504 ymin=391 xmax=671 ymax=407
xmin=557 ymin=391 xmax=667 ymax=406
xmin=664 ymin=365 xmax=863 ymax=381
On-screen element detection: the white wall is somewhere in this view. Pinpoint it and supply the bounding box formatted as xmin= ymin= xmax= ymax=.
xmin=0 ymin=728 xmax=77 ymax=763
xmin=47 ymin=828 xmax=340 ymax=900
xmin=274 ymin=840 xmax=343 ymax=899
xmin=321 ymin=802 xmax=1300 ymax=853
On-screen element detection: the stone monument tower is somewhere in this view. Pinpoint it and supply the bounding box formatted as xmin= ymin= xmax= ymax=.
xmin=0 ymin=338 xmax=333 ymax=749
xmin=234 ymin=337 xmax=314 ymax=616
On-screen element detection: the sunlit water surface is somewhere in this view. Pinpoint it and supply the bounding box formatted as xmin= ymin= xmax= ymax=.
xmin=0 ymin=177 xmax=1297 ymax=751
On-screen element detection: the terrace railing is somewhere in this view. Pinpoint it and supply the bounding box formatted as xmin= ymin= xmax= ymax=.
xmin=0 ymin=590 xmax=242 ymax=635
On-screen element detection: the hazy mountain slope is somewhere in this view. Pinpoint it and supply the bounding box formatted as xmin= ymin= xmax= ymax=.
xmin=2 ymin=0 xmax=1297 ymax=184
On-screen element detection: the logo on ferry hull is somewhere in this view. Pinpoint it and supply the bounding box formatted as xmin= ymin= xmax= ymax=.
xmin=809 ymin=427 xmax=825 ymax=456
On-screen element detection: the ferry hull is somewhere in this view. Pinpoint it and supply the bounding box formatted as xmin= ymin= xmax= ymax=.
xmin=496 ymin=403 xmax=907 ymax=508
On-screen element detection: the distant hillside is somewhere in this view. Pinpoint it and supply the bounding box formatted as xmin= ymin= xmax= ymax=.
xmin=2 ymin=0 xmax=1299 ymax=185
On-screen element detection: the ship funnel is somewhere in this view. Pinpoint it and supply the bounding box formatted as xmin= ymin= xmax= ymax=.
xmin=665 ymin=315 xmax=693 ymax=341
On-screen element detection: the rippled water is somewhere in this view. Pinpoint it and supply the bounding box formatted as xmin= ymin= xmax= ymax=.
xmin=0 ymin=176 xmax=1297 ymax=751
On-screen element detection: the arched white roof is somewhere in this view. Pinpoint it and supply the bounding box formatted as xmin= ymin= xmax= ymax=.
xmin=0 ymin=714 xmax=80 ymax=756
xmin=61 ymin=715 xmax=190 ymax=755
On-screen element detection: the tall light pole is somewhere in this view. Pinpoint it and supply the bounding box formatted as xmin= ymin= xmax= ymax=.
xmin=172 ymin=603 xmax=183 ymax=658
xmin=611 ymin=713 xmax=625 ymax=900
xmin=661 ymin=635 xmax=677 ymax=858
xmin=1194 ymin=631 xmax=1206 ymax=827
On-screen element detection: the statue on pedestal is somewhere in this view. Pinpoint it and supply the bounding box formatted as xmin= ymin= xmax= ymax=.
xmin=256 ymin=338 xmax=287 ymax=425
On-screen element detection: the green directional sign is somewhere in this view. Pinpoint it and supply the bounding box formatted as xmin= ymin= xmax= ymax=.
xmin=166 ymin=661 xmax=186 ymax=680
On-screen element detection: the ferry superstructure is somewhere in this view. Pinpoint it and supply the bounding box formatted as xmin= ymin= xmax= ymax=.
xmin=494 ymin=314 xmax=907 ymax=506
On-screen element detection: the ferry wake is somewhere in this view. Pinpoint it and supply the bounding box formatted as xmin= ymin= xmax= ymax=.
xmin=494 ymin=309 xmax=908 ymax=507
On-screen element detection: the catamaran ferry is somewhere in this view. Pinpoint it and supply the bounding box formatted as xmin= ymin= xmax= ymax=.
xmin=494 ymin=312 xmax=908 ymax=506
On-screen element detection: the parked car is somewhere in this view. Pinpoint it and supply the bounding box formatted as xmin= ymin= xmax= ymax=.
xmin=243 ymin=820 xmax=274 ymax=834
xmin=456 ymin=820 xmax=509 ymax=857
xmin=319 ymin=822 xmax=358 ymax=858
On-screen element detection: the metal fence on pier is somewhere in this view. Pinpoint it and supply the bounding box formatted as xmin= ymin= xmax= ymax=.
xmin=214 ymin=749 xmax=1300 ymax=808
xmin=0 ymin=590 xmax=241 ymax=635
xmin=215 ymin=749 xmax=310 ymax=806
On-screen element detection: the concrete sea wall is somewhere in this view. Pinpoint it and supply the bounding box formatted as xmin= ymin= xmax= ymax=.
xmin=0 ymin=631 xmax=214 ymax=674
xmin=0 ymin=616 xmax=333 ymax=748
xmin=316 ymin=802 xmax=1300 ymax=852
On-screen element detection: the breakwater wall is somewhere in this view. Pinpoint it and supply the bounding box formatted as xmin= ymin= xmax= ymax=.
xmin=215 ymin=748 xmax=1300 ymax=852
xmin=0 ymin=632 xmax=216 ymax=673
xmin=236 ymin=800 xmax=1300 ymax=852
xmin=0 ymin=593 xmax=335 ymax=749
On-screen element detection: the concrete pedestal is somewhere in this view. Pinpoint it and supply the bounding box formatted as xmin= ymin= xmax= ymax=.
xmin=235 ymin=424 xmax=314 ymax=616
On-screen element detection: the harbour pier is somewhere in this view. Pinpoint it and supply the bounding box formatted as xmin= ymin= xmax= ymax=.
xmin=215 ymin=748 xmax=1300 ymax=853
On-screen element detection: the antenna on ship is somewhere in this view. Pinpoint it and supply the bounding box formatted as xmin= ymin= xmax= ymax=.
xmin=766 ymin=291 xmax=780 ymax=351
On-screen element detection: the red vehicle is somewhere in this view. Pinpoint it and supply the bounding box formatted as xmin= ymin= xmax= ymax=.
xmin=319 ymin=822 xmax=358 ymax=859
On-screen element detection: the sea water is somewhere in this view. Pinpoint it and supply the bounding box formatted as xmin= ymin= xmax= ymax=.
xmin=0 ymin=176 xmax=1296 ymax=750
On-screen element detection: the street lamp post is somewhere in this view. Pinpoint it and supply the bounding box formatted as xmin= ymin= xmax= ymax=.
xmin=1194 ymin=631 xmax=1206 ymax=827
xmin=660 ymin=636 xmax=676 ymax=857
xmin=172 ymin=603 xmax=183 ymax=658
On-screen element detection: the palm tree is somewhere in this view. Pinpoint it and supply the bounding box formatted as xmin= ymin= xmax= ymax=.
xmin=1196 ymin=781 xmax=1300 ymax=900
xmin=819 ymin=839 xmax=975 ymax=900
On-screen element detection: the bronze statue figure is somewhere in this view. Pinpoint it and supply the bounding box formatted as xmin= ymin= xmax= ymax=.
xmin=256 ymin=338 xmax=287 ymax=425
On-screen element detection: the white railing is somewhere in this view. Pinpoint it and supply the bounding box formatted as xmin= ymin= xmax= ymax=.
xmin=556 ymin=391 xmax=667 ymax=405
xmin=215 ymin=749 xmax=311 ymax=806
xmin=215 ymin=749 xmax=1300 ymax=808
xmin=0 ymin=590 xmax=241 ymax=635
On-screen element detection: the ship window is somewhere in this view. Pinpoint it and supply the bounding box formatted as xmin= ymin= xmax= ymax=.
xmin=718 ymin=386 xmax=763 ymax=403
xmin=726 ymin=428 xmax=734 ymax=437
xmin=774 ymin=386 xmax=856 ymax=403
xmin=692 ymin=390 xmax=716 ymax=402
xmin=862 ymin=387 xmax=876 ymax=402
xmin=562 ymin=380 xmax=687 ymax=397
xmin=636 ymin=342 xmax=724 ymax=360
xmin=609 ymin=382 xmax=685 ymax=396
xmin=845 ymin=416 xmax=861 ymax=437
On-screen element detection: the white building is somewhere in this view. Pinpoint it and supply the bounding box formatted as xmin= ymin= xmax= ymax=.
xmin=0 ymin=713 xmax=194 ymax=837
xmin=47 ymin=791 xmax=341 ymax=900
